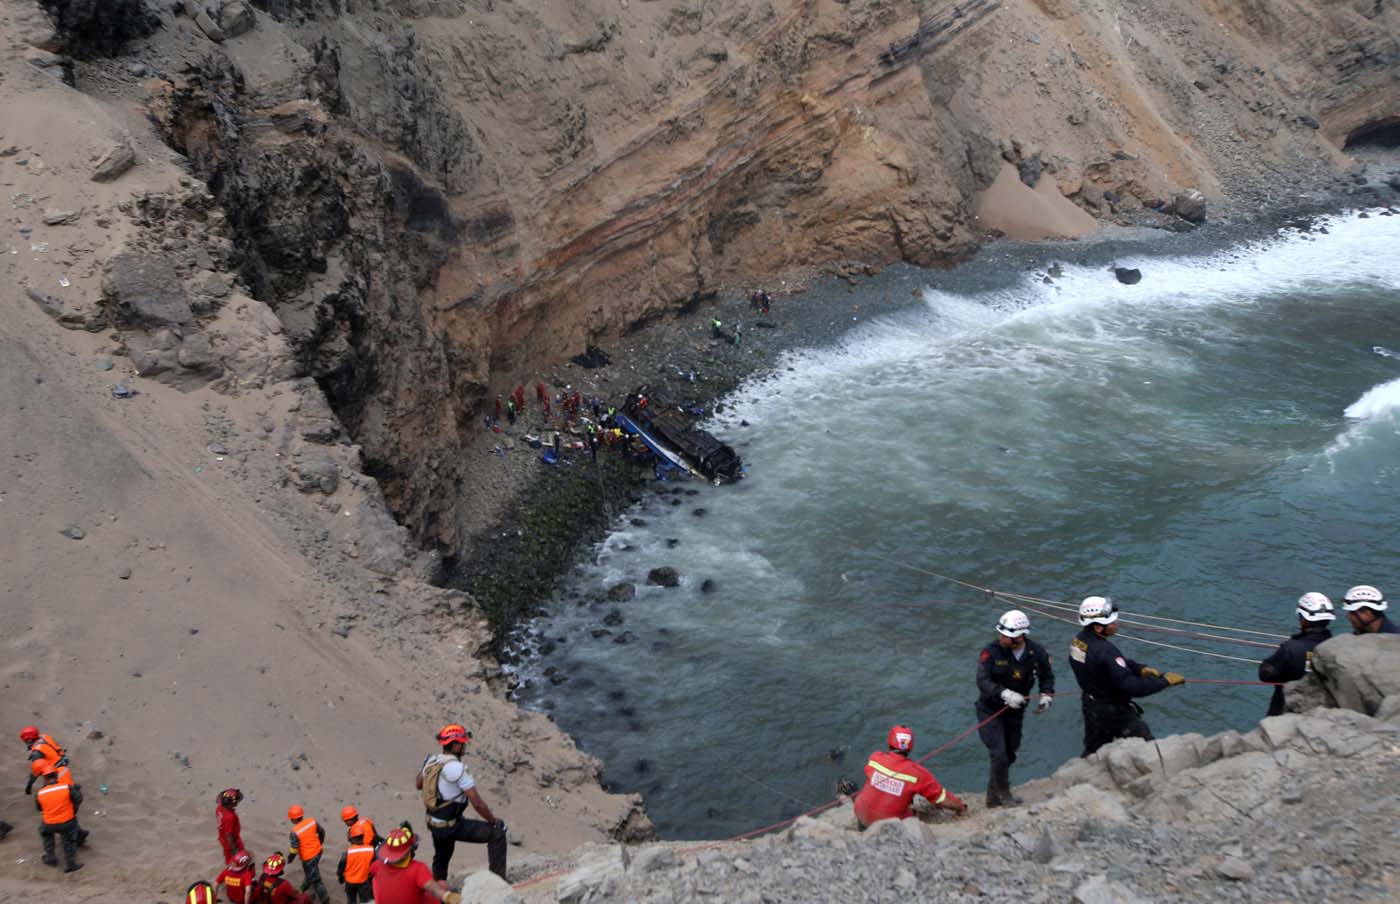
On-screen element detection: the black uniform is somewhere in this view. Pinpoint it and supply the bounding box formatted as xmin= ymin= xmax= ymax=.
xmin=1258 ymin=626 xmax=1331 ymax=717
xmin=975 ymin=639 xmax=1054 ymax=802
xmin=1364 ymin=615 xmax=1400 ymax=635
xmin=1068 ymin=628 xmax=1169 ymax=757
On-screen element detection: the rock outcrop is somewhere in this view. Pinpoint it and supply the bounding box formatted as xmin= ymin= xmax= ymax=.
xmin=499 ymin=635 xmax=1400 ymax=902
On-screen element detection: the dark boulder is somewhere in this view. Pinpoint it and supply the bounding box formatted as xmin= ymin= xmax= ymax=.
xmin=700 ymin=579 xmax=717 ymax=594
xmin=607 ymin=582 xmax=636 ymax=602
xmin=602 ymin=608 xmax=624 ymax=627
xmin=647 ymin=566 xmax=681 ymax=588
xmin=1113 ymin=267 xmax=1143 ymax=285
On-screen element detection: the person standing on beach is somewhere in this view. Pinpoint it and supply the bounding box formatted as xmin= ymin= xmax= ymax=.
xmin=1258 ymin=592 xmax=1334 ymax=717
xmin=216 ymin=789 xmax=247 ymax=865
xmin=417 ymin=723 xmax=507 ymax=881
xmin=34 ymin=765 xmax=82 ymax=872
xmin=1069 ymin=596 xmax=1183 ymax=756
xmin=285 ymin=806 xmax=329 ymax=904
xmin=975 ymin=610 xmax=1054 ymax=807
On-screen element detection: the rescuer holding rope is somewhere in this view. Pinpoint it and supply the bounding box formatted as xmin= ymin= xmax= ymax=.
xmin=1069 ymin=596 xmax=1184 ymax=756
xmin=1258 ymin=592 xmax=1335 ymax=717
xmin=975 ymin=610 xmax=1055 ymax=806
xmin=853 ymin=725 xmax=967 ymax=828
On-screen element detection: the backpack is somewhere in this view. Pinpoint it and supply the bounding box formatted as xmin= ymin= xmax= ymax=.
xmin=419 ymin=755 xmax=460 ymax=819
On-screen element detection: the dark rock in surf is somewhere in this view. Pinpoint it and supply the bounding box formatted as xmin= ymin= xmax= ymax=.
xmin=607 ymin=582 xmax=636 ymax=602
xmin=647 ymin=566 xmax=681 ymax=587
xmin=1114 ymin=267 xmax=1142 ymax=285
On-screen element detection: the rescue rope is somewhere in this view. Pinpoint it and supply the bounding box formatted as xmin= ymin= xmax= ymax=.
xmin=879 ymin=558 xmax=1288 ymax=640
xmin=509 ymin=679 xmax=1282 ymax=890
xmin=1008 ymin=598 xmax=1264 ymax=664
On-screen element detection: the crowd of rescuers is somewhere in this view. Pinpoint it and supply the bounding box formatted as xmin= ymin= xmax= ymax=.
xmin=192 ymin=724 xmax=503 ymax=903
xmin=853 ymin=583 xmax=1393 ymax=827
xmin=10 ymin=586 xmax=1392 ymax=893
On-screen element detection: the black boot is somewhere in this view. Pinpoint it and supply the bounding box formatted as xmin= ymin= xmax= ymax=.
xmin=64 ymin=862 xmax=83 ymax=873
xmin=993 ymin=762 xmax=1021 ymax=807
xmin=985 ymin=778 xmax=1006 ymax=808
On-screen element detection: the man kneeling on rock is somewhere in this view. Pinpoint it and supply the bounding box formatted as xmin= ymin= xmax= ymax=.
xmin=853 ymin=725 xmax=967 ymax=829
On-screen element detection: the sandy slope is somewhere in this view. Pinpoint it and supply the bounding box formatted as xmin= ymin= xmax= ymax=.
xmin=0 ymin=9 xmax=636 ymax=898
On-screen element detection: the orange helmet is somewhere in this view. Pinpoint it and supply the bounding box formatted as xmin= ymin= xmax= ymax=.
xmin=341 ymin=805 xmax=358 ymax=822
xmin=19 ymin=726 xmax=40 ymax=743
xmin=436 ymin=723 xmax=470 ymax=747
xmin=287 ymin=805 xmax=304 ymax=821
xmin=263 ymin=853 xmax=286 ymax=876
xmin=377 ymin=827 xmax=414 ymax=863
xmin=887 ymin=725 xmax=915 ymax=753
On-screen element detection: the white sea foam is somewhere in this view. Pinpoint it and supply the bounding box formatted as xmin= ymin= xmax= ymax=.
xmin=1345 ymin=377 xmax=1400 ymax=420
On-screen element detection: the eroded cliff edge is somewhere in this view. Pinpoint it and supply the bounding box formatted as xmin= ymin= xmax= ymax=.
xmin=31 ymin=0 xmax=1396 ymax=565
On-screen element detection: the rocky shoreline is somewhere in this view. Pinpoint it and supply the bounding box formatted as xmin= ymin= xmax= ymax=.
xmin=453 ymin=160 xmax=1400 ymax=671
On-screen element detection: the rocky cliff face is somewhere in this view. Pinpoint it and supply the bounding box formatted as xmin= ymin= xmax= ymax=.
xmin=34 ymin=0 xmax=1400 ymax=560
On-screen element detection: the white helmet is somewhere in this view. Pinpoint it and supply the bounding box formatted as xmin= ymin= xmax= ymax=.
xmin=1296 ymin=592 xmax=1335 ymax=623
xmin=1341 ymin=585 xmax=1387 ymax=612
xmin=1079 ymin=596 xmax=1119 ymax=626
xmin=996 ymin=609 xmax=1031 ymax=638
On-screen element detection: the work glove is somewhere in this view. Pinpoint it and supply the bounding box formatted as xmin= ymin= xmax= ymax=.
xmin=1164 ymin=672 xmax=1185 ymax=686
xmin=1139 ymin=667 xmax=1162 ymax=678
xmin=1000 ymin=689 xmax=1027 ymax=709
xmin=1035 ymin=694 xmax=1053 ymax=714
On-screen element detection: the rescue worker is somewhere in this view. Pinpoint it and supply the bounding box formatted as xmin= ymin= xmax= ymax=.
xmin=34 ymin=764 xmax=82 ymax=872
xmin=369 ymin=826 xmax=461 ymax=904
xmin=20 ymin=726 xmax=67 ymax=795
xmin=852 ymin=725 xmax=967 ymax=829
xmin=188 ymin=881 xmax=217 ymax=904
xmin=216 ymin=788 xmax=247 ymax=865
xmin=1258 ymin=592 xmax=1335 ymax=717
xmin=342 ymin=805 xmax=379 ymax=847
xmin=975 ymin=610 xmax=1055 ymax=807
xmin=1342 ymin=585 xmax=1398 ymax=635
xmin=336 ymin=837 xmax=376 ymax=904
xmin=250 ymin=853 xmax=308 ymax=904
xmin=1069 ymin=596 xmax=1184 ymax=757
xmin=30 ymin=760 xmax=87 ymax=846
xmin=213 ymin=851 xmax=256 ymax=904
xmin=285 ymin=806 xmax=329 ymax=904
xmin=416 ymin=723 xmax=507 ymax=881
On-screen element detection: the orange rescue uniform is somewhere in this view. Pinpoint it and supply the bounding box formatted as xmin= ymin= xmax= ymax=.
xmin=36 ymin=782 xmax=77 ymax=825
xmin=853 ymin=750 xmax=948 ymax=827
xmin=347 ymin=817 xmax=377 ymax=846
xmin=290 ymin=818 xmax=323 ymax=861
xmin=343 ymin=846 xmax=374 ymax=884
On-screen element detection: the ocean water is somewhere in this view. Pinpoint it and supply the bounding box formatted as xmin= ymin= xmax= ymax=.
xmin=520 ymin=210 xmax=1400 ymax=839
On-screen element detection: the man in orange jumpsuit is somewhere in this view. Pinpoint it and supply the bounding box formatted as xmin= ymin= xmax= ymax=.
xmin=34 ymin=765 xmax=82 ymax=872
xmin=286 ymin=806 xmax=329 ymax=904
xmin=216 ymin=789 xmax=247 ymax=865
xmin=853 ymin=725 xmax=968 ymax=829
xmin=214 ymin=851 xmax=256 ymax=904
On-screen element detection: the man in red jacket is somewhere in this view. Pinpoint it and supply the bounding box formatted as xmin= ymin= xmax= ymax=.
xmin=853 ymin=725 xmax=968 ymax=829
xmin=249 ymin=854 xmax=309 ymax=904
xmin=216 ymin=789 xmax=247 ymax=865
xmin=370 ymin=826 xmax=461 ymax=904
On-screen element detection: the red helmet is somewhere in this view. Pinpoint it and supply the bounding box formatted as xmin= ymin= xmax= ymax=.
xmin=219 ymin=788 xmax=243 ymax=807
xmin=341 ymin=805 xmax=358 ymax=822
xmin=377 ymin=827 xmax=415 ymax=863
xmin=436 ymin=723 xmax=470 ymax=747
xmin=287 ymin=805 xmax=304 ymax=821
xmin=19 ymin=726 xmax=40 ymax=743
xmin=263 ymin=853 xmax=286 ymax=876
xmin=186 ymin=881 xmax=215 ymax=904
xmin=887 ymin=725 xmax=914 ymax=753
xmin=232 ymin=851 xmax=253 ymax=870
